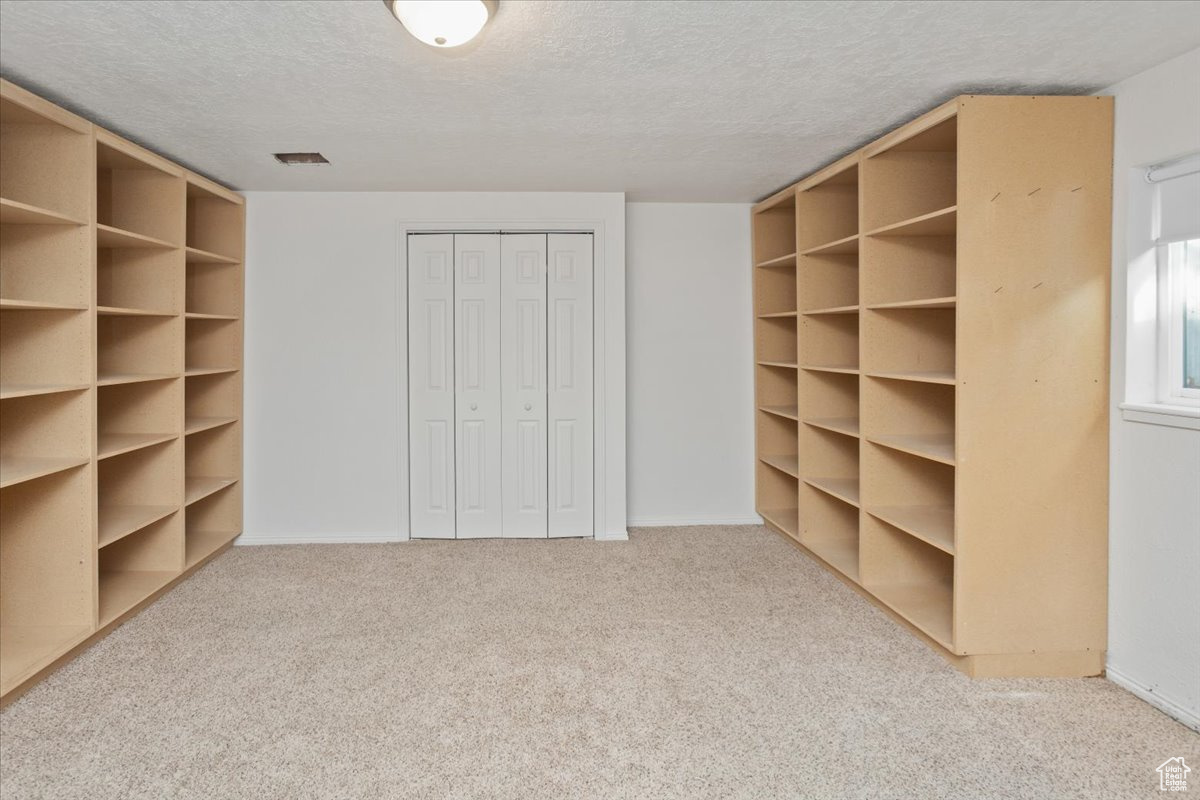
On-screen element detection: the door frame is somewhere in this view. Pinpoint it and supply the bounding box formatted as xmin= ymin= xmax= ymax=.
xmin=396 ymin=220 xmax=624 ymax=541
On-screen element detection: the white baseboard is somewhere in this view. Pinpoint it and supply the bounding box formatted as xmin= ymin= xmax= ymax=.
xmin=594 ymin=528 xmax=629 ymax=541
xmin=235 ymin=531 xmax=405 ymax=546
xmin=1106 ymin=664 xmax=1200 ymax=732
xmin=627 ymin=515 xmax=764 ymax=527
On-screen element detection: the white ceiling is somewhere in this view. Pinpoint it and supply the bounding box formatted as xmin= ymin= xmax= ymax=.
xmin=2 ymin=0 xmax=1199 ymax=201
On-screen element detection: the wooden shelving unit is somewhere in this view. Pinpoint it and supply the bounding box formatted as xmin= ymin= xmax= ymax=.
xmin=751 ymin=95 xmax=1112 ymax=678
xmin=0 ymin=79 xmax=244 ymax=704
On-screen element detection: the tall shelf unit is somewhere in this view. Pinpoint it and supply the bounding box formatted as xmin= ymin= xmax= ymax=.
xmin=0 ymin=79 xmax=244 ymax=703
xmin=752 ymin=95 xmax=1112 ymax=678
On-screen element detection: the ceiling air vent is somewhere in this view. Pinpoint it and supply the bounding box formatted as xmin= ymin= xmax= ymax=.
xmin=273 ymin=152 xmax=329 ymax=166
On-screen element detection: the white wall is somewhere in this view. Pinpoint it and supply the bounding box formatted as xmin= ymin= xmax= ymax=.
xmin=626 ymin=203 xmax=757 ymax=526
xmin=240 ymin=192 xmax=626 ymax=542
xmin=1103 ymin=47 xmax=1200 ymax=730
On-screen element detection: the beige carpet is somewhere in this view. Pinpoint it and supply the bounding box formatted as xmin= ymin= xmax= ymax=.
xmin=1 ymin=526 xmax=1196 ymax=799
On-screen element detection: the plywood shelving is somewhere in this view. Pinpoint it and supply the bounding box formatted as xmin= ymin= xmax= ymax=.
xmin=0 ymin=79 xmax=244 ymax=704
xmin=751 ymin=95 xmax=1112 ymax=678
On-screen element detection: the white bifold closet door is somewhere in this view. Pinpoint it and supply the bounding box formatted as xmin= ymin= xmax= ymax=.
xmin=408 ymin=233 xmax=456 ymax=539
xmin=408 ymin=232 xmax=592 ymax=539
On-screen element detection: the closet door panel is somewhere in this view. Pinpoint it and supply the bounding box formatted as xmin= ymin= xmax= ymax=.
xmin=547 ymin=234 xmax=594 ymax=538
xmin=454 ymin=234 xmax=503 ymax=538
xmin=408 ymin=234 xmax=456 ymax=539
xmin=501 ymin=234 xmax=548 ymax=538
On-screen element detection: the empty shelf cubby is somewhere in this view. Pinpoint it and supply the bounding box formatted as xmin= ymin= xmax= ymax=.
xmin=798 ymin=369 xmax=859 ymax=441
xmin=1 ymin=224 xmax=91 ymax=308
xmin=752 ymin=192 xmax=796 ymax=266
xmin=861 ymin=442 xmax=954 ymax=556
xmin=862 ymin=377 xmax=955 ymax=466
xmin=186 ymin=182 xmax=243 ymax=262
xmin=0 ymin=390 xmax=90 ymax=488
xmin=98 ymin=513 xmax=181 ymax=626
xmin=798 ymin=251 xmax=858 ymax=313
xmin=97 ymin=246 xmax=182 ymax=314
xmin=1 ymin=93 xmax=91 ymax=223
xmin=861 ymin=234 xmax=955 ymax=309
xmin=186 ymin=261 xmax=241 ymax=317
xmin=185 ymin=317 xmax=240 ymax=373
xmin=0 ymin=308 xmax=91 ymax=397
xmin=98 ymin=379 xmax=181 ymax=461
xmin=799 ymin=312 xmax=859 ymax=372
xmin=861 ymin=116 xmax=957 ymax=233
xmin=800 ymin=483 xmax=860 ymax=582
xmin=97 ymin=136 xmax=184 ymax=246
xmin=185 ymin=483 xmax=241 ymax=568
xmin=861 ymin=307 xmax=955 ymax=384
xmin=861 ymin=514 xmax=954 ymax=648
xmin=97 ymin=314 xmax=181 ymax=385
xmin=0 ymin=465 xmax=94 ymax=695
xmin=796 ymin=161 xmax=858 ymax=253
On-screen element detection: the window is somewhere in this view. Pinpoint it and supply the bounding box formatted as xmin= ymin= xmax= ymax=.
xmin=1122 ymin=154 xmax=1200 ymax=429
xmin=1159 ymin=238 xmax=1200 ymax=403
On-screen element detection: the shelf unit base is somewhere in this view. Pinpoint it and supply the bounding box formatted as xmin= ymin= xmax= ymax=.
xmin=0 ymin=535 xmax=236 ymax=710
xmin=760 ymin=518 xmax=1105 ymax=679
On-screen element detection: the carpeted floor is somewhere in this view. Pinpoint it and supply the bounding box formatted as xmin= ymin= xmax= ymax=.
xmin=1 ymin=526 xmax=1196 ymax=799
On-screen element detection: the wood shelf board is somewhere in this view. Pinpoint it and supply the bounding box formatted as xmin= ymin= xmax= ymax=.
xmin=185 ymin=312 xmax=239 ymax=321
xmin=759 ymin=405 xmax=800 ymax=421
xmin=866 ymin=206 xmax=957 ymax=238
xmin=184 ymin=416 xmax=238 ymax=436
xmin=97 ymin=305 xmax=176 ymax=318
xmin=185 ymin=246 xmax=239 ymax=265
xmin=98 ymin=571 xmax=177 ymax=627
xmin=0 ymin=382 xmax=89 ymax=400
xmin=805 ymin=537 xmax=860 ymax=583
xmin=757 ymin=361 xmax=799 ymax=370
xmin=98 ymin=505 xmax=178 ymax=549
xmin=96 ymin=372 xmax=177 ymax=387
xmin=867 ymin=505 xmax=955 ymax=555
xmin=804 ymin=417 xmax=860 ymax=438
xmin=867 ymin=433 xmax=956 ymax=466
xmin=755 ymin=252 xmax=797 ymax=269
xmin=0 ymin=198 xmax=86 ymax=227
xmin=759 ymin=507 xmax=800 ymax=539
xmin=803 ymin=304 xmax=859 ymax=316
xmin=96 ymin=224 xmax=176 ymax=250
xmin=757 ymin=310 xmax=798 ymax=319
xmin=0 ymin=456 xmax=89 ymax=489
xmin=184 ymin=476 xmax=238 ymax=506
xmin=803 ymin=476 xmax=861 ymax=508
xmin=801 ymin=234 xmax=859 ymax=256
xmin=760 ymin=454 xmax=800 ymax=478
xmin=801 ymin=365 xmax=859 ymax=376
xmin=97 ymin=432 xmax=178 ymax=461
xmin=0 ymin=626 xmax=93 ymax=697
xmin=868 ymin=582 xmax=953 ymax=649
xmin=0 ymin=298 xmax=88 ymax=312
xmin=185 ymin=530 xmax=240 ymax=568
xmin=865 ymin=370 xmax=956 ymax=386
xmin=184 ymin=367 xmax=239 ymax=378
xmin=868 ymin=296 xmax=957 ymax=311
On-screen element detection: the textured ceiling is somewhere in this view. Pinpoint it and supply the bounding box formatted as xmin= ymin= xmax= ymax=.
xmin=2 ymin=0 xmax=1199 ymax=201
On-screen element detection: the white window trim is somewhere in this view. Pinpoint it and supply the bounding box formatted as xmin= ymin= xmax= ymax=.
xmin=1120 ymin=156 xmax=1200 ymax=431
xmin=1156 ymin=241 xmax=1200 ymax=406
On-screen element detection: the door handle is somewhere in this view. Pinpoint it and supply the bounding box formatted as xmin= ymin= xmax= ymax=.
xmin=470 ymin=403 xmax=478 ymax=411
xmin=525 ymin=403 xmax=532 ymax=411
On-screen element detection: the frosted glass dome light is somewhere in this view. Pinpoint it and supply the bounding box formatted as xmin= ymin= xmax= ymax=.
xmin=386 ymin=0 xmax=496 ymax=48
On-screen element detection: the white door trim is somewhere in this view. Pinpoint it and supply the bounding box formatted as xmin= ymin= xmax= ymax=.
xmin=396 ymin=218 xmax=627 ymax=541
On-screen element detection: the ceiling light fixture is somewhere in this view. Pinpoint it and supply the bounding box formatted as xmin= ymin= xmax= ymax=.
xmin=383 ymin=0 xmax=497 ymax=48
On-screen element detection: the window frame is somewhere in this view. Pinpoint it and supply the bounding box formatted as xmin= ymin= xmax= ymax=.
xmin=1155 ymin=238 xmax=1200 ymax=406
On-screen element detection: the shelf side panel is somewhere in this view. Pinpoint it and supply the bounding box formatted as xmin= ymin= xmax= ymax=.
xmin=954 ymin=96 xmax=1112 ymax=655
